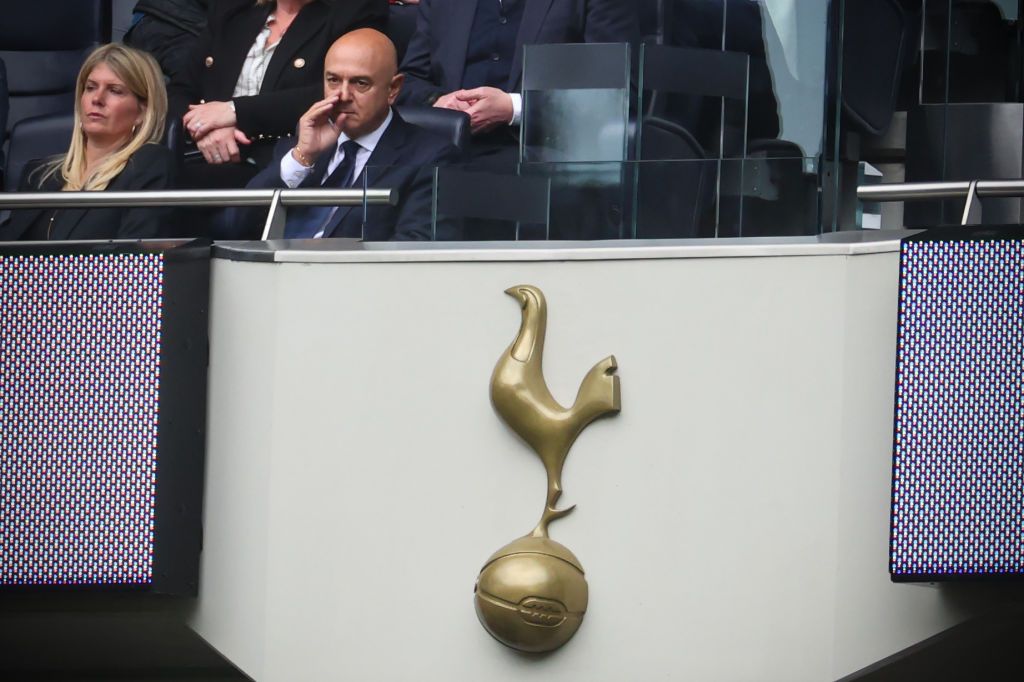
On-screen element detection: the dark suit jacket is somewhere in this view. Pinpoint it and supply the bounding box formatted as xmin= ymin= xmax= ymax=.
xmin=0 ymin=144 xmax=176 ymax=241
xmin=398 ymin=0 xmax=639 ymax=106
xmin=168 ymin=0 xmax=388 ymax=140
xmin=237 ymin=111 xmax=461 ymax=241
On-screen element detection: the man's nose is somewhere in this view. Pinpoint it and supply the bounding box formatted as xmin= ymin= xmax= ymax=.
xmin=338 ymin=82 xmax=353 ymax=101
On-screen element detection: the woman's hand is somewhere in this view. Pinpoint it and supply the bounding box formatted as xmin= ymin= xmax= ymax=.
xmin=197 ymin=126 xmax=252 ymax=165
xmin=184 ymin=101 xmax=237 ymax=141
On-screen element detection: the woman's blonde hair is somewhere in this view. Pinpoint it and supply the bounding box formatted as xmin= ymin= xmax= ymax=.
xmin=42 ymin=43 xmax=167 ymax=191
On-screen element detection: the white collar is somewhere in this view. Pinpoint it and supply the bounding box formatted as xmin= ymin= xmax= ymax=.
xmin=337 ymin=108 xmax=393 ymax=156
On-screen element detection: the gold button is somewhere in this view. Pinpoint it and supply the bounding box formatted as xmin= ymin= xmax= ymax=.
xmin=293 ymin=58 xmax=306 ymax=68
xmin=204 ymin=56 xmax=214 ymax=67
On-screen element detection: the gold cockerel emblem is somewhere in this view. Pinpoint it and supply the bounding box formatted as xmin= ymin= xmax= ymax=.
xmin=474 ymin=284 xmax=621 ymax=653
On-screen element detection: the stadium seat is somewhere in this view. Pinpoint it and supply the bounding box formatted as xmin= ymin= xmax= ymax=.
xmin=638 ymin=0 xmax=671 ymax=45
xmin=0 ymin=56 xmax=8 ymax=185
xmin=3 ymin=112 xmax=74 ymax=192
xmin=0 ymin=2 xmax=111 ymax=139
xmin=434 ymin=167 xmax=551 ymax=241
xmin=634 ymin=116 xmax=709 ymax=238
xmin=842 ymin=0 xmax=911 ymax=136
xmin=394 ymin=105 xmax=470 ymax=155
xmin=641 ymin=43 xmax=750 ymax=159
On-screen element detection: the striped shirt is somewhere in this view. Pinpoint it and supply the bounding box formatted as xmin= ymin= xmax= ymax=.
xmin=232 ymin=14 xmax=279 ymax=97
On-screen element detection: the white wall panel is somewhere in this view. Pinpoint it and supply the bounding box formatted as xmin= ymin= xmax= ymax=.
xmin=192 ymin=241 xmax=977 ymax=680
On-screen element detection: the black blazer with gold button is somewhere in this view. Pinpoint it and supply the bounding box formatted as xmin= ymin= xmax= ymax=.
xmin=167 ymin=0 xmax=388 ymax=140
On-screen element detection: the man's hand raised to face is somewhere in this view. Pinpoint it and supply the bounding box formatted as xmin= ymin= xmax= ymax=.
xmin=293 ymin=95 xmax=344 ymax=166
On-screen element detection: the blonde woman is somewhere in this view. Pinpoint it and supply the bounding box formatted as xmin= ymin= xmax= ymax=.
xmin=2 ymin=44 xmax=174 ymax=240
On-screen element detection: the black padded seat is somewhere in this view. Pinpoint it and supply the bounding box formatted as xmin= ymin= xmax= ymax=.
xmin=0 ymin=56 xmax=8 ymax=182
xmin=0 ymin=2 xmax=111 ymax=138
xmin=4 ymin=112 xmax=74 ymax=192
xmin=395 ymin=105 xmax=470 ymax=156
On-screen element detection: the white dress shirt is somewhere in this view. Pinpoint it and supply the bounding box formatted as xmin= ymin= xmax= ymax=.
xmin=278 ymin=109 xmax=394 ymax=237
xmin=279 ymin=108 xmax=394 ymax=189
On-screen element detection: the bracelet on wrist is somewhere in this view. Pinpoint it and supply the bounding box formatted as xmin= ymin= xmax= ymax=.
xmin=292 ymin=146 xmax=314 ymax=168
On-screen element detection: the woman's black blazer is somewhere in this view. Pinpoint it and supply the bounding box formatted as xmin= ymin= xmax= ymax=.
xmin=168 ymin=0 xmax=389 ymax=140
xmin=0 ymin=144 xmax=176 ymax=241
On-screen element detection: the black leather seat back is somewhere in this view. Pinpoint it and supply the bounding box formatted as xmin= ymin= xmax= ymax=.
xmin=0 ymin=2 xmax=111 ymax=138
xmin=0 ymin=56 xmax=8 ymax=177
xmin=394 ymin=105 xmax=470 ymax=155
xmin=635 ymin=116 xmax=709 ymax=238
xmin=638 ymin=0 xmax=670 ymax=45
xmin=842 ymin=0 xmax=908 ymax=136
xmin=4 ymin=112 xmax=74 ymax=192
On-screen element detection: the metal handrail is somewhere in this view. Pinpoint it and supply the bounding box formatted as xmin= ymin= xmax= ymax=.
xmin=857 ymin=180 xmax=1024 ymax=202
xmin=857 ymin=180 xmax=1024 ymax=226
xmin=0 ymin=188 xmax=397 ymax=239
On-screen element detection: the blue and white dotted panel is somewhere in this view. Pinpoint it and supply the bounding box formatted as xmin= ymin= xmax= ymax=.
xmin=892 ymin=239 xmax=1023 ymax=578
xmin=0 ymin=254 xmax=163 ymax=586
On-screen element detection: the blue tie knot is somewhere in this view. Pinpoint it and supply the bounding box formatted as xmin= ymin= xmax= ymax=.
xmin=340 ymin=139 xmax=362 ymax=159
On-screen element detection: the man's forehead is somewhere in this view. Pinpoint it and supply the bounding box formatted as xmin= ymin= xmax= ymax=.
xmin=324 ymin=66 xmax=372 ymax=77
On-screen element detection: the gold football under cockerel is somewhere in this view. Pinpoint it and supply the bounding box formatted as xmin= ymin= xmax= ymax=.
xmin=475 ymin=285 xmax=621 ymax=653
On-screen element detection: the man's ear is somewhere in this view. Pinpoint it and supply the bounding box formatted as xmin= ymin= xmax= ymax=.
xmin=388 ymin=73 xmax=404 ymax=105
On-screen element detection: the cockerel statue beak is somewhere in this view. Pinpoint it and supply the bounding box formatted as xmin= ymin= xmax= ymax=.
xmin=505 ymin=286 xmax=529 ymax=308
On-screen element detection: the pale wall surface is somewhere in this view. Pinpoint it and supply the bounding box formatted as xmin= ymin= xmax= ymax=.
xmin=190 ymin=239 xmax=978 ymax=681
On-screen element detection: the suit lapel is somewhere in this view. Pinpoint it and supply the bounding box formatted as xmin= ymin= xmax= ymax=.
xmin=42 ymin=174 xmax=86 ymax=240
xmin=325 ymin=114 xmax=409 ymax=238
xmin=220 ymin=5 xmax=273 ymax=96
xmin=509 ymin=0 xmax=556 ymax=89
xmin=260 ymin=1 xmax=327 ymax=93
xmin=442 ymin=0 xmax=478 ymax=90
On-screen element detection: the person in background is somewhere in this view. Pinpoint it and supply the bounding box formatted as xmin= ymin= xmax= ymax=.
xmin=0 ymin=44 xmax=175 ymax=241
xmin=234 ymin=29 xmax=460 ymax=241
xmin=124 ymin=0 xmax=209 ymax=83
xmin=169 ymin=0 xmax=388 ymax=189
xmin=397 ymin=0 xmax=639 ymax=162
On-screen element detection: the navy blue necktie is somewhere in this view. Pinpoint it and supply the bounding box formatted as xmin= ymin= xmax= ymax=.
xmin=284 ymin=139 xmax=362 ymax=239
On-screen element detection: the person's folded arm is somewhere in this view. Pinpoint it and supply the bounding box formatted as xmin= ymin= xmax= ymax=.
xmin=231 ymin=84 xmax=321 ymax=139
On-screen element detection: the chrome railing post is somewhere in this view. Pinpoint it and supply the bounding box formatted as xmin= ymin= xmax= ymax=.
xmin=262 ymin=190 xmax=287 ymax=240
xmin=961 ymin=181 xmax=982 ymax=226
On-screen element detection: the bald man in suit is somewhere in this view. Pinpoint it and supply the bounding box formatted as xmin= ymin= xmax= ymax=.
xmin=235 ymin=29 xmax=461 ymax=241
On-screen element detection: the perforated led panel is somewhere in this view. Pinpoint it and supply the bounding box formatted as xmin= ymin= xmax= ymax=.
xmin=0 ymin=242 xmax=208 ymax=594
xmin=0 ymin=253 xmax=162 ymax=586
xmin=891 ymin=233 xmax=1024 ymax=580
